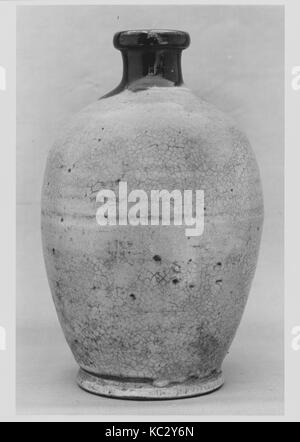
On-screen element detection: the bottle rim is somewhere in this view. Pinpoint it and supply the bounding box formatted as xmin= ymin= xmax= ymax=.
xmin=113 ymin=29 xmax=191 ymax=50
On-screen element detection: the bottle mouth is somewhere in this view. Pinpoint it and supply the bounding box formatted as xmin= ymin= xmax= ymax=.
xmin=113 ymin=29 xmax=191 ymax=50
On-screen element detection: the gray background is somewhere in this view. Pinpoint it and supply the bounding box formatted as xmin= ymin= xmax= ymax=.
xmin=17 ymin=5 xmax=284 ymax=415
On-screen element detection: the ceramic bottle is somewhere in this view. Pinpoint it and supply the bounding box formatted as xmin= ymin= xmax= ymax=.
xmin=41 ymin=30 xmax=264 ymax=399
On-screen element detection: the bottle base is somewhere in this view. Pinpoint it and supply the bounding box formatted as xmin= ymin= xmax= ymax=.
xmin=77 ymin=368 xmax=224 ymax=400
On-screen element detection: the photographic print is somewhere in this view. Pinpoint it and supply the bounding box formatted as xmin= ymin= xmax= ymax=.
xmin=16 ymin=4 xmax=284 ymax=417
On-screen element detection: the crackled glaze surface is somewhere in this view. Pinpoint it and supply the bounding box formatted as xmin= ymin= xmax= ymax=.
xmin=41 ymin=86 xmax=263 ymax=398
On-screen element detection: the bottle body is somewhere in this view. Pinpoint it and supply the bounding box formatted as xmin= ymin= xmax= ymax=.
xmin=41 ymin=84 xmax=263 ymax=398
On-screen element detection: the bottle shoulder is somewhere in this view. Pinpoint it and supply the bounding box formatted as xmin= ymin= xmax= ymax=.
xmin=50 ymin=86 xmax=253 ymax=163
xmin=74 ymin=86 xmax=236 ymax=131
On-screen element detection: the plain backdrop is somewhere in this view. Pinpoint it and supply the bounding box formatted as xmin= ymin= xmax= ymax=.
xmin=16 ymin=5 xmax=284 ymax=415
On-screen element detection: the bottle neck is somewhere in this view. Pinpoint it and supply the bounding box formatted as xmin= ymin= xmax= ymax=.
xmin=103 ymin=48 xmax=184 ymax=98
xmin=123 ymin=48 xmax=184 ymax=87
